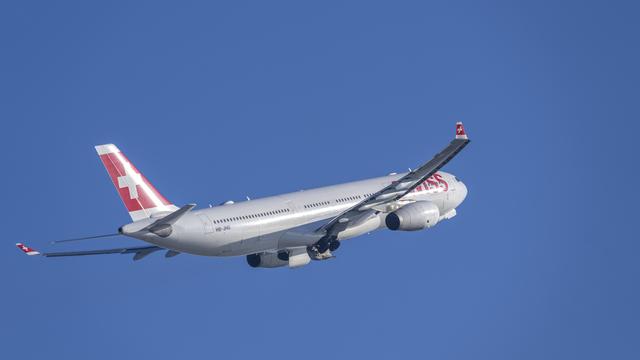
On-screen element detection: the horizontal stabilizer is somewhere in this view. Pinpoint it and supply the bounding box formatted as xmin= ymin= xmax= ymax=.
xmin=165 ymin=250 xmax=180 ymax=258
xmin=51 ymin=233 xmax=121 ymax=244
xmin=143 ymin=203 xmax=196 ymax=237
xmin=148 ymin=204 xmax=196 ymax=228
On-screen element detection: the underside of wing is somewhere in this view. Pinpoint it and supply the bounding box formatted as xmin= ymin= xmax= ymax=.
xmin=16 ymin=243 xmax=168 ymax=261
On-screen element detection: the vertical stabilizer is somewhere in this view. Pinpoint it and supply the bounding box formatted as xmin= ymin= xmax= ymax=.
xmin=95 ymin=144 xmax=178 ymax=221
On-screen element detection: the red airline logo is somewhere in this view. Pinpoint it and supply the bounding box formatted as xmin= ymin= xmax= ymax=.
xmin=413 ymin=173 xmax=448 ymax=193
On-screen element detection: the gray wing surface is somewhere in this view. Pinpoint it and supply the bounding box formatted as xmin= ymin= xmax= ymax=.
xmin=317 ymin=122 xmax=470 ymax=237
xmin=16 ymin=243 xmax=164 ymax=261
xmin=42 ymin=246 xmax=162 ymax=258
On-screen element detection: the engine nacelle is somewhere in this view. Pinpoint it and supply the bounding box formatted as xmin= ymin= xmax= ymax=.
xmin=246 ymin=252 xmax=288 ymax=268
xmin=247 ymin=249 xmax=311 ymax=269
xmin=385 ymin=201 xmax=440 ymax=231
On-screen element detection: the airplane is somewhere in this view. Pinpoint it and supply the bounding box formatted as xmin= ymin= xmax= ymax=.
xmin=16 ymin=122 xmax=470 ymax=268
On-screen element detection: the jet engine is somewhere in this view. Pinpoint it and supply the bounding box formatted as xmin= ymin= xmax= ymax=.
xmin=246 ymin=249 xmax=311 ymax=268
xmin=246 ymin=252 xmax=288 ymax=268
xmin=385 ymin=201 xmax=440 ymax=231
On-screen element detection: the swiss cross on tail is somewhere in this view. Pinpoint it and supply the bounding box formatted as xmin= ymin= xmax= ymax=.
xmin=117 ymin=162 xmax=143 ymax=199
xmin=95 ymin=144 xmax=178 ymax=221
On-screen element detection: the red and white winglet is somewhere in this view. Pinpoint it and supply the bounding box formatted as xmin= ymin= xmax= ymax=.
xmin=455 ymin=121 xmax=468 ymax=140
xmin=16 ymin=243 xmax=40 ymax=256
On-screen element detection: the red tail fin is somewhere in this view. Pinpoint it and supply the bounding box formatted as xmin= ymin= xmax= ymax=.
xmin=95 ymin=144 xmax=178 ymax=221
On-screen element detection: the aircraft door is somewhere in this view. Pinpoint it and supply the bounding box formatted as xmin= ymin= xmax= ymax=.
xmin=285 ymin=200 xmax=298 ymax=214
xmin=198 ymin=214 xmax=214 ymax=234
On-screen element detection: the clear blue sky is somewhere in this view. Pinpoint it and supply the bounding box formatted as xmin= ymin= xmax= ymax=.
xmin=1 ymin=1 xmax=639 ymax=359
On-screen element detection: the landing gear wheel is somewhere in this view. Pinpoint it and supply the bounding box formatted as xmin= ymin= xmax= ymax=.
xmin=316 ymin=241 xmax=329 ymax=254
xmin=329 ymin=240 xmax=341 ymax=251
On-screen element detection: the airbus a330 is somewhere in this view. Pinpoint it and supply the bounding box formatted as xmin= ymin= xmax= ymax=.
xmin=17 ymin=122 xmax=471 ymax=269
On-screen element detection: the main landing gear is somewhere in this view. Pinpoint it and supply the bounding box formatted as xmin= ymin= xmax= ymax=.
xmin=310 ymin=236 xmax=341 ymax=259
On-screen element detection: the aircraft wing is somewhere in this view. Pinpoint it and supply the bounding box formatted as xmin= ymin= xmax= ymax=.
xmin=317 ymin=122 xmax=470 ymax=238
xmin=16 ymin=242 xmax=165 ymax=261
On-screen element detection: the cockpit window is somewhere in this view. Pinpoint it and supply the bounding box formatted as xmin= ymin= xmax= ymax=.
xmin=455 ymin=176 xmax=462 ymax=182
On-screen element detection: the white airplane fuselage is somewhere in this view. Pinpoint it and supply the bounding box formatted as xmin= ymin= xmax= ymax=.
xmin=16 ymin=123 xmax=471 ymax=267
xmin=122 ymin=171 xmax=468 ymax=257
